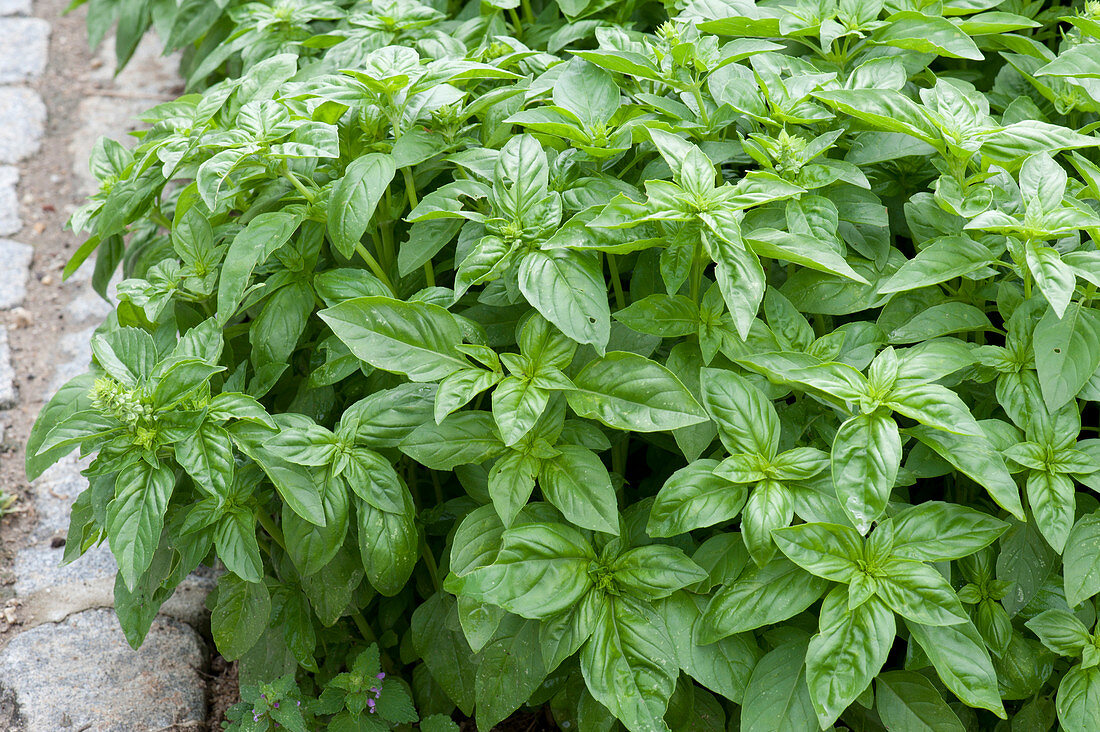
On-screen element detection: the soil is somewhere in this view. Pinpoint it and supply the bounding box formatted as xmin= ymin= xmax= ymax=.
xmin=205 ymin=655 xmax=240 ymax=730
xmin=463 ymin=710 xmax=561 ymax=731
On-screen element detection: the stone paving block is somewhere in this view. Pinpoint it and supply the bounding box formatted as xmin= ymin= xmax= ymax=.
xmin=90 ymin=33 xmax=182 ymax=96
xmin=13 ymin=455 xmax=118 ymax=596
xmin=0 ymin=0 xmax=30 ymax=16
xmin=0 ymin=238 xmax=32 ymax=309
xmin=0 ymin=166 xmax=19 ymax=235
xmin=0 ymin=324 xmax=14 ymax=409
xmin=66 ymin=283 xmax=113 ymax=323
xmin=0 ymin=609 xmax=207 ymax=732
xmin=48 ymin=325 xmax=94 ymax=393
xmin=0 ymin=87 xmax=44 ymax=164
xmin=0 ymin=18 xmax=48 ymax=83
xmin=12 ymin=542 xmax=117 ymax=598
xmin=70 ymin=97 xmax=156 ymax=195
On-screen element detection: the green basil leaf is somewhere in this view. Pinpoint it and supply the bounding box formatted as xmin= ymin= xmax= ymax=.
xmin=211 ymin=573 xmax=271 ymax=661
xmin=107 ymin=461 xmax=175 ymax=590
xmin=659 ymin=592 xmax=759 ymax=704
xmin=806 ymin=588 xmax=895 ymax=729
xmin=700 ymin=556 xmax=828 ymax=641
xmin=519 ymin=250 xmax=610 ymax=352
xmin=320 ymin=296 xmax=469 ymax=382
xmin=832 ymin=412 xmax=901 ymax=534
xmin=772 ymin=522 xmax=863 ymax=582
xmin=1025 ymin=609 xmax=1091 ymax=657
xmin=475 ymin=617 xmax=548 ymax=730
xmin=458 ymin=522 xmax=594 ymax=618
xmin=328 ymin=154 xmax=396 ymax=259
xmin=217 ymin=212 xmax=300 ymax=324
xmin=875 ymin=670 xmax=964 ymax=732
xmin=1064 ymin=511 xmax=1100 ymax=607
xmin=740 ymin=637 xmax=817 ymax=732
xmin=580 ymin=595 xmax=676 ymax=732
xmin=889 ymin=501 xmax=1009 ymax=562
xmin=698 ymin=368 xmax=779 ymax=457
xmin=567 ymin=352 xmax=708 ymax=432
xmin=874 ymin=558 xmax=968 ymax=626
xmin=906 ymin=619 xmax=1005 ymax=717
xmin=400 ymin=411 xmax=505 ymax=470
xmin=1033 ymin=303 xmax=1100 ymax=412
xmin=1057 ymin=665 xmax=1100 ymax=732
xmin=611 ymin=545 xmax=707 ymax=599
xmin=647 ymin=460 xmax=747 ymax=538
xmin=538 ymin=445 xmax=619 ymax=535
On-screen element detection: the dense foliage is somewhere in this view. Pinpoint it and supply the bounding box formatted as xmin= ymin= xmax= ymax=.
xmin=31 ymin=0 xmax=1100 ymax=728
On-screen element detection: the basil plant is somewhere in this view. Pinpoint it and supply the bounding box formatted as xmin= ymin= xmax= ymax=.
xmin=31 ymin=0 xmax=1100 ymax=728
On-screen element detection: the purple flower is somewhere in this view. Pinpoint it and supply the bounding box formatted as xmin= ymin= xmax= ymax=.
xmin=273 ymin=702 xmax=279 ymax=709
xmin=376 ymin=672 xmax=385 ymax=680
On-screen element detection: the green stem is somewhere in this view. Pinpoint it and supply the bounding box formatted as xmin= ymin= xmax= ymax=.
xmin=381 ymin=223 xmax=395 ymax=271
xmin=508 ymin=7 xmax=524 ymax=39
xmin=690 ymin=83 xmax=710 ymax=128
xmin=151 ymin=208 xmax=173 ymax=230
xmin=352 ymin=612 xmax=379 ymax=645
xmin=402 ymin=167 xmax=419 ymax=210
xmin=608 ymin=254 xmax=626 ymax=309
xmin=381 ymin=188 xmax=396 ymax=269
xmin=256 ymin=510 xmax=286 ymax=552
xmin=420 ymin=540 xmax=442 ymax=591
xmin=612 ymin=436 xmax=628 ymax=503
xmin=352 ymin=610 xmax=395 ymax=670
xmin=407 ymin=459 xmax=422 ymax=508
xmin=690 ymin=232 xmax=706 ymax=304
xmin=404 ymin=168 xmax=436 ymax=286
xmin=521 ymin=0 xmax=535 ymax=23
xmin=356 ymin=242 xmax=396 ymax=294
xmin=280 ymin=166 xmax=316 ymax=203
xmin=430 ymin=470 xmax=444 ymax=504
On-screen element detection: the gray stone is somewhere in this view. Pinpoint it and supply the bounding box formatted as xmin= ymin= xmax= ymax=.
xmin=0 ymin=609 xmax=207 ymax=732
xmin=64 ymin=253 xmax=117 ymax=322
xmin=0 ymin=325 xmax=13 ymax=409
xmin=0 ymin=19 xmax=48 ymax=84
xmin=0 ymin=166 xmax=20 ymax=235
xmin=17 ymin=574 xmax=216 ymax=632
xmin=66 ymin=287 xmax=113 ymax=323
xmin=90 ymin=34 xmax=183 ymax=97
xmin=47 ymin=325 xmax=95 ymax=394
xmin=0 ymin=238 xmax=32 ymax=309
xmin=25 ymin=454 xmax=88 ymax=541
xmin=0 ymin=87 xmax=44 ymax=164
xmin=14 ymin=455 xmax=118 ymax=596
xmin=71 ymin=37 xmax=182 ymax=195
xmin=13 ymin=542 xmax=118 ymax=598
xmin=0 ymin=0 xmax=30 ymax=16
xmin=70 ymin=97 xmax=157 ymax=196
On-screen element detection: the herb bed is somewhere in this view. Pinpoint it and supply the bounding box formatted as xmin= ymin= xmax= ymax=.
xmin=30 ymin=0 xmax=1100 ymax=729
